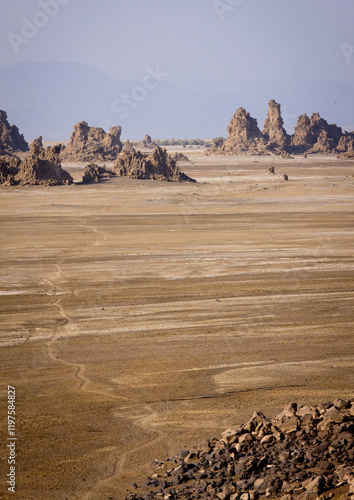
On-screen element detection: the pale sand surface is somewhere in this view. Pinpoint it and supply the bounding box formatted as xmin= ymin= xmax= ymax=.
xmin=0 ymin=154 xmax=353 ymax=499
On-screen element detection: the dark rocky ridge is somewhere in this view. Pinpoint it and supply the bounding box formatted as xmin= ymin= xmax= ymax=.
xmin=112 ymin=146 xmax=196 ymax=182
xmin=125 ymin=399 xmax=354 ymax=500
xmin=208 ymin=100 xmax=354 ymax=157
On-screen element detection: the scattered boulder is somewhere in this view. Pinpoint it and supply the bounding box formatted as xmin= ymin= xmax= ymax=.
xmin=82 ymin=163 xmax=110 ymax=183
xmin=0 ymin=110 xmax=28 ymax=153
xmin=283 ymin=173 xmax=288 ymax=181
xmin=60 ymin=121 xmax=123 ymax=161
xmin=124 ymin=399 xmax=354 ymax=500
xmin=268 ymin=166 xmax=275 ymax=174
xmin=12 ymin=139 xmax=73 ymax=185
xmin=172 ymin=153 xmax=190 ymax=162
xmin=112 ymin=146 xmax=196 ymax=182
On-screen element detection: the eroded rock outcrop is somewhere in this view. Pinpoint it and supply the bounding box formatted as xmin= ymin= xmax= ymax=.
xmin=337 ymin=134 xmax=354 ymax=158
xmin=0 ymin=110 xmax=28 ymax=153
xmin=123 ymin=140 xmax=136 ymax=152
xmin=136 ymin=134 xmax=157 ymax=150
xmin=112 ymin=146 xmax=196 ymax=182
xmin=292 ymin=113 xmax=343 ymax=153
xmin=221 ymin=107 xmax=266 ymax=155
xmin=61 ymin=121 xmax=123 ymax=161
xmin=82 ymin=163 xmax=110 ymax=183
xmin=125 ymin=399 xmax=354 ymax=500
xmin=0 ymin=154 xmax=21 ymax=185
xmin=262 ymin=99 xmax=289 ymax=150
xmin=14 ymin=139 xmax=73 ymax=185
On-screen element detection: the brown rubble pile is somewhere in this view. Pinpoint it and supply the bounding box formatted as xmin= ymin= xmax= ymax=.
xmin=0 ymin=110 xmax=28 ymax=153
xmin=0 ymin=137 xmax=73 ymax=186
xmin=60 ymin=121 xmax=123 ymax=161
xmin=136 ymin=134 xmax=158 ymax=150
xmin=82 ymin=163 xmax=110 ymax=183
xmin=125 ymin=399 xmax=354 ymax=500
xmin=112 ymin=146 xmax=196 ymax=182
xmin=209 ymin=100 xmax=353 ymax=157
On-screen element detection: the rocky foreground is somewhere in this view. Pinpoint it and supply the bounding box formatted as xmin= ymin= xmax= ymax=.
xmin=125 ymin=400 xmax=354 ymax=500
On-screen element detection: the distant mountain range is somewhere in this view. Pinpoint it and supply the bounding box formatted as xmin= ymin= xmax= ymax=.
xmin=1 ymin=61 xmax=353 ymax=141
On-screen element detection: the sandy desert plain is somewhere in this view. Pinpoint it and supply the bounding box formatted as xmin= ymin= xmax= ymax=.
xmin=0 ymin=151 xmax=353 ymax=499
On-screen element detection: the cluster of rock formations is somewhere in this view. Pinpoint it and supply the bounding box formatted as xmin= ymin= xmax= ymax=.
xmin=0 ymin=137 xmax=73 ymax=186
xmin=60 ymin=121 xmax=123 ymax=161
xmin=0 ymin=112 xmax=195 ymax=185
xmin=208 ymin=100 xmax=354 ymax=157
xmin=125 ymin=399 xmax=354 ymax=500
xmin=112 ymin=145 xmax=196 ymax=182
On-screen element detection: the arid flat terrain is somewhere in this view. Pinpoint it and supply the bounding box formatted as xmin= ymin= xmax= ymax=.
xmin=0 ymin=154 xmax=353 ymax=499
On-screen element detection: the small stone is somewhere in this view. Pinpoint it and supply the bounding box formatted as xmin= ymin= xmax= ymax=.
xmin=254 ymin=478 xmax=268 ymax=493
xmin=324 ymin=406 xmax=346 ymax=423
xmin=278 ymin=415 xmax=300 ymax=433
xmin=239 ymin=433 xmax=253 ymax=445
xmin=260 ymin=435 xmax=275 ymax=445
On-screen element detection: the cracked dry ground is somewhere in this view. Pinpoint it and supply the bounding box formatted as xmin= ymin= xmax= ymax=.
xmin=0 ymin=155 xmax=353 ymax=499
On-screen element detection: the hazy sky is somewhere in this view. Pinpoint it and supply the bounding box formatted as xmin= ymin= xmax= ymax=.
xmin=1 ymin=0 xmax=354 ymax=83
